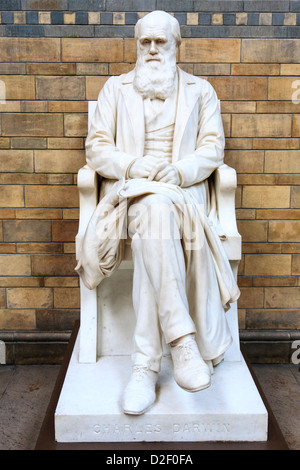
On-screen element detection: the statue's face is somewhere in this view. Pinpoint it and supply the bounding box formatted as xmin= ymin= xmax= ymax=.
xmin=137 ymin=20 xmax=176 ymax=68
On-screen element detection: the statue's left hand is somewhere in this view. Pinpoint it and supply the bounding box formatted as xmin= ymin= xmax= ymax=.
xmin=151 ymin=164 xmax=181 ymax=185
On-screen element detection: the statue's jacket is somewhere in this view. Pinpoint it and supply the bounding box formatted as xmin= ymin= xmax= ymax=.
xmin=77 ymin=67 xmax=240 ymax=360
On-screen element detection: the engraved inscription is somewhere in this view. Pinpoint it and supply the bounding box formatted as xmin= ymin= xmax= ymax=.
xmin=93 ymin=423 xmax=161 ymax=436
xmin=92 ymin=421 xmax=231 ymax=437
xmin=173 ymin=422 xmax=231 ymax=434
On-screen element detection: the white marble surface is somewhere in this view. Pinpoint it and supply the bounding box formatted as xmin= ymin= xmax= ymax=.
xmin=55 ymin=333 xmax=268 ymax=443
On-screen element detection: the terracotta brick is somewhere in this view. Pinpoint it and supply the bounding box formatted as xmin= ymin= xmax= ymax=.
xmin=237 ymin=220 xmax=268 ymax=242
xmin=54 ymin=287 xmax=80 ymax=308
xmin=32 ymin=254 xmax=76 ymax=276
xmin=64 ymin=242 xmax=75 ymax=253
xmin=256 ymin=209 xmax=300 ymax=220
xmin=3 ymin=220 xmax=51 ymax=242
xmin=0 ymin=104 xmax=21 ymax=117
xmin=25 ymin=185 xmax=79 ymax=208
xmin=86 ymin=76 xmax=110 ymax=101
xmin=11 ymin=137 xmax=47 ymax=149
xmin=63 ymin=208 xmax=79 ymax=220
xmin=265 ymin=287 xmax=300 ymax=309
xmin=7 ymin=288 xmax=53 ymax=309
xmin=0 ymin=309 xmax=36 ymax=330
xmin=232 ymin=114 xmax=292 ymax=137
xmin=17 ymin=243 xmax=63 ymax=254
xmin=47 ymin=174 xmax=73 ymax=185
xmin=245 ymin=254 xmax=291 ymax=276
xmin=276 ymin=175 xmax=300 ymax=185
xmin=124 ymin=38 xmax=138 ymax=62
xmin=64 ymin=114 xmax=88 ymax=137
xmin=291 ymin=187 xmax=300 ymax=208
xmin=231 ymin=64 xmax=279 ymax=76
xmin=224 ymin=150 xmax=264 ymax=173
xmin=77 ymin=63 xmax=108 ymax=75
xmin=292 ymin=255 xmax=300 ymax=275
xmin=265 ymin=151 xmax=300 ymax=173
xmin=238 ymin=287 xmax=264 ymax=309
xmin=47 ymin=138 xmax=84 ymax=149
xmin=236 ymin=209 xmax=255 ymax=219
xmin=0 ymin=150 xmax=33 ymax=172
xmin=242 ymin=243 xmax=281 ymax=254
xmin=253 ymin=277 xmax=297 ymax=287
xmin=269 ymin=77 xmax=300 ymax=100
xmin=15 ymin=209 xmax=59 ymax=222
xmin=209 ymin=77 xmax=267 ymax=101
xmin=44 ymin=277 xmax=78 ymax=287
xmin=194 ymin=63 xmax=231 ymax=76
xmin=269 ymin=221 xmax=300 ymax=242
xmin=2 ymin=114 xmax=63 ymax=137
xmin=48 ymin=101 xmax=88 ymax=113
xmin=27 ymin=63 xmax=76 ymax=75
xmin=0 ymin=277 xmax=43 ymax=287
xmin=52 ymin=220 xmax=78 ymax=242
xmin=0 ymin=38 xmax=60 ymax=63
xmin=221 ymin=101 xmax=256 ymax=114
xmin=241 ymin=39 xmax=300 ymax=64
xmin=36 ymin=76 xmax=85 ymax=101
xmin=0 ymin=76 xmax=35 ymax=100
xmin=237 ymin=174 xmax=276 ymax=185
xmin=0 ymin=209 xmax=15 ymax=219
xmin=225 ymin=138 xmax=252 ymax=150
xmin=253 ymin=138 xmax=299 ymax=149
xmin=35 ymin=150 xmax=85 ymax=173
xmin=0 ymin=186 xmax=24 ymax=207
xmin=20 ymin=102 xmax=47 ymax=113
xmin=281 ymin=64 xmax=300 ymax=75
xmin=0 ymin=254 xmax=31 ymax=276
xmin=179 ymin=38 xmax=240 ymax=63
xmin=0 ymin=138 xmax=10 ymax=149
xmin=257 ymin=101 xmax=300 ymax=114
xmin=292 ymin=115 xmax=300 ymax=136
xmin=62 ymin=38 xmax=123 ymax=63
xmin=282 ymin=244 xmax=300 ymax=254
xmin=0 ymin=174 xmax=46 ymax=185
xmin=242 ymin=186 xmax=290 ymax=208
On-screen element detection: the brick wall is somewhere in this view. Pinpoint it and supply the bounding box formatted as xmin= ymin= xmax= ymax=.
xmin=0 ymin=0 xmax=299 ymax=363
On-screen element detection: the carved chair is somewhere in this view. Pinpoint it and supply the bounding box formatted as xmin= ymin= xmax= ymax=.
xmin=75 ymin=101 xmax=241 ymax=364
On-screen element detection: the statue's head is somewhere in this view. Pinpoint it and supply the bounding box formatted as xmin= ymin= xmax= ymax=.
xmin=133 ymin=11 xmax=181 ymax=100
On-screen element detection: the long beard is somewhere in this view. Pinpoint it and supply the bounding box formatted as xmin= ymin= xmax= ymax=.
xmin=133 ymin=59 xmax=177 ymax=100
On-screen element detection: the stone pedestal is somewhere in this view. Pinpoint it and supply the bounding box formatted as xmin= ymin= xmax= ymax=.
xmin=55 ymin=332 xmax=268 ymax=443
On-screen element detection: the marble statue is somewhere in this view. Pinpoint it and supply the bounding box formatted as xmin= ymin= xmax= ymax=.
xmin=76 ymin=10 xmax=240 ymax=416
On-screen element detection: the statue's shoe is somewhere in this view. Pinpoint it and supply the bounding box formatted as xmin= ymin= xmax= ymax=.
xmin=122 ymin=366 xmax=158 ymax=415
xmin=170 ymin=336 xmax=211 ymax=392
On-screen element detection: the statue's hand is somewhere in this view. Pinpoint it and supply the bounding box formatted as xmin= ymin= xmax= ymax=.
xmin=129 ymin=155 xmax=163 ymax=179
xmin=153 ymin=164 xmax=181 ymax=185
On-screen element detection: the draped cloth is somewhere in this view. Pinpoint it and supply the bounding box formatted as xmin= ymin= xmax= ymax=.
xmin=75 ymin=177 xmax=239 ymax=307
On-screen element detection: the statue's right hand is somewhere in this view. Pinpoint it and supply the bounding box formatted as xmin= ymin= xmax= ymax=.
xmin=129 ymin=155 xmax=164 ymax=179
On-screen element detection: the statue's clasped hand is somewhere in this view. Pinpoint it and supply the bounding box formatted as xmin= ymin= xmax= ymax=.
xmin=129 ymin=155 xmax=180 ymax=185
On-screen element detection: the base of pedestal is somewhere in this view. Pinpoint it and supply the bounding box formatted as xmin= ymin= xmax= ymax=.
xmin=54 ymin=330 xmax=268 ymax=443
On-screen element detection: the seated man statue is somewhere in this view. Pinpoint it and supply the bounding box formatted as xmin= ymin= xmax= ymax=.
xmin=77 ymin=10 xmax=240 ymax=416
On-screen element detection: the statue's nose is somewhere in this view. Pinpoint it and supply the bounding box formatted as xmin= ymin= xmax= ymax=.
xmin=149 ymin=41 xmax=158 ymax=54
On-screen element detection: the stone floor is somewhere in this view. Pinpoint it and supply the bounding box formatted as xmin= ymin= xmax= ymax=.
xmin=0 ymin=363 xmax=299 ymax=450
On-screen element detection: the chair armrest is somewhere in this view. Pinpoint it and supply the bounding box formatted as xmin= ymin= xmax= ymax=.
xmin=214 ymin=163 xmax=241 ymax=261
xmin=75 ymin=164 xmax=98 ymax=260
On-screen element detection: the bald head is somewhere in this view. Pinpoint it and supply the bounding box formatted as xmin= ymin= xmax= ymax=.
xmin=135 ymin=10 xmax=182 ymax=48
